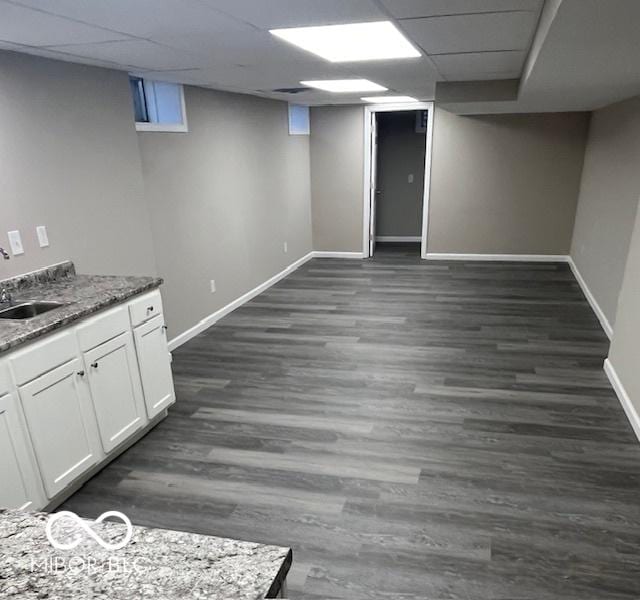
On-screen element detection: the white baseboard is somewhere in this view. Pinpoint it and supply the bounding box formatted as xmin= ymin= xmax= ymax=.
xmin=567 ymin=257 xmax=613 ymax=339
xmin=376 ymin=236 xmax=421 ymax=242
xmin=604 ymin=358 xmax=640 ymax=442
xmin=167 ymin=251 xmax=314 ymax=351
xmin=312 ymin=251 xmax=365 ymax=259
xmin=425 ymin=253 xmax=570 ymax=262
xmin=423 ymin=252 xmax=613 ymax=340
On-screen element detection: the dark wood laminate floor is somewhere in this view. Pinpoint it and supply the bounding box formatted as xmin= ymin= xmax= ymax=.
xmin=63 ymin=244 xmax=640 ymax=599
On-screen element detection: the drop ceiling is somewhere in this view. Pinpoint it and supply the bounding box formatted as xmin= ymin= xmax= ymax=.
xmin=0 ymin=0 xmax=544 ymax=105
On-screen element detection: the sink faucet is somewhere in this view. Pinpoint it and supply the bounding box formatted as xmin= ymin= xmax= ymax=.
xmin=0 ymin=247 xmax=9 ymax=260
xmin=0 ymin=288 xmax=11 ymax=305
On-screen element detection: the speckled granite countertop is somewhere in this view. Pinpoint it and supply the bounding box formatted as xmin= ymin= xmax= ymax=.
xmin=0 ymin=509 xmax=292 ymax=599
xmin=0 ymin=261 xmax=162 ymax=354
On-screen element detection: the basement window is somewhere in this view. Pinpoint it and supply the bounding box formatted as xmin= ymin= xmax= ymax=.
xmin=288 ymin=103 xmax=310 ymax=135
xmin=129 ymin=76 xmax=188 ymax=132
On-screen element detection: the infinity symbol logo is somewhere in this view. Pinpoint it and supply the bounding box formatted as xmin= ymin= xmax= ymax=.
xmin=45 ymin=511 xmax=133 ymax=551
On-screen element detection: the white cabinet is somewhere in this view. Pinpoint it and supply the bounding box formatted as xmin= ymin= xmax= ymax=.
xmin=19 ymin=358 xmax=102 ymax=499
xmin=84 ymin=331 xmax=146 ymax=454
xmin=133 ymin=314 xmax=176 ymax=419
xmin=2 ymin=287 xmax=174 ymax=509
xmin=0 ymin=391 xmax=44 ymax=510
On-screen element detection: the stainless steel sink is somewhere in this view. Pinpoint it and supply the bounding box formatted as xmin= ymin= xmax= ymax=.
xmin=0 ymin=301 xmax=65 ymax=320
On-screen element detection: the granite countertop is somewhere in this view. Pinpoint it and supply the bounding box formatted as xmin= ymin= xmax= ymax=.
xmin=0 ymin=509 xmax=292 ymax=599
xmin=0 ymin=261 xmax=163 ymax=354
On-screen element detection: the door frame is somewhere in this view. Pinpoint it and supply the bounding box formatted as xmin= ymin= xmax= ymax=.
xmin=362 ymin=101 xmax=435 ymax=259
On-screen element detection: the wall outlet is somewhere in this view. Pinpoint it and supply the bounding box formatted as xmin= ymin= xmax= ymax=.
xmin=36 ymin=225 xmax=49 ymax=248
xmin=283 ymin=241 xmax=288 ymax=253
xmin=210 ymin=279 xmax=216 ymax=293
xmin=7 ymin=230 xmax=24 ymax=256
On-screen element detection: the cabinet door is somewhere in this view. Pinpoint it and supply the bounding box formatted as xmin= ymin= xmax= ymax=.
xmin=133 ymin=315 xmax=176 ymax=419
xmin=19 ymin=358 xmax=101 ymax=499
xmin=84 ymin=331 xmax=147 ymax=453
xmin=0 ymin=392 xmax=44 ymax=510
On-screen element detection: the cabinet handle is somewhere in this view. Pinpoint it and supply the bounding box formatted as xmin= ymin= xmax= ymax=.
xmin=77 ymin=370 xmax=85 ymax=377
xmin=90 ymin=362 xmax=99 ymax=369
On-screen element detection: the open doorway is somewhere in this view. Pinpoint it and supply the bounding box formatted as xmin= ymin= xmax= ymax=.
xmin=363 ymin=102 xmax=434 ymax=259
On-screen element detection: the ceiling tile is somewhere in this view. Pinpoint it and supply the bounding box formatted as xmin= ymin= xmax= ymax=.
xmin=199 ymin=0 xmax=386 ymax=29
xmin=159 ymin=29 xmax=331 ymax=69
xmin=0 ymin=40 xmax=126 ymax=69
xmin=380 ymin=0 xmax=542 ymax=19
xmin=193 ymin=61 xmax=351 ymax=91
xmin=431 ymin=50 xmax=526 ymax=80
xmin=0 ymin=1 xmax=132 ymax=46
xmin=9 ymin=0 xmax=247 ymax=40
xmin=402 ymin=11 xmax=538 ymax=54
xmin=348 ymin=58 xmax=442 ymax=92
xmin=43 ymin=40 xmax=205 ymax=71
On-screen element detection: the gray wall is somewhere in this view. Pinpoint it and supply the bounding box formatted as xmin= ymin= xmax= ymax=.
xmin=310 ymin=106 xmax=364 ymax=253
xmin=570 ymin=97 xmax=640 ymax=327
xmin=428 ymin=109 xmax=589 ymax=254
xmin=376 ymin=111 xmax=425 ymax=238
xmin=138 ymin=86 xmax=313 ymax=337
xmin=0 ymin=51 xmax=157 ymax=279
xmin=608 ymin=204 xmax=640 ymax=417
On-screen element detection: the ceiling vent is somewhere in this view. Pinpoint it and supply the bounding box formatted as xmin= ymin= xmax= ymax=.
xmin=271 ymin=87 xmax=310 ymax=94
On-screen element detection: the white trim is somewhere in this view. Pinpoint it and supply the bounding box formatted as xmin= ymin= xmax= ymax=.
xmin=604 ymin=358 xmax=640 ymax=442
xmin=567 ymin=256 xmax=613 ymax=339
xmin=167 ymin=251 xmax=314 ymax=351
xmin=362 ymin=101 xmax=435 ymax=260
xmin=376 ymin=236 xmax=421 ymax=242
xmin=168 ymin=250 xmax=366 ymax=350
xmin=425 ymin=253 xmax=569 ymax=262
xmin=424 ymin=252 xmax=614 ymax=339
xmin=421 ymin=106 xmax=435 ymax=260
xmin=312 ymin=251 xmax=365 ymax=259
xmin=135 ymin=122 xmax=188 ymax=133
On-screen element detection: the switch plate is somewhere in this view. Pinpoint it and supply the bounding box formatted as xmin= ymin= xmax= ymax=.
xmin=283 ymin=242 xmax=288 ymax=253
xmin=210 ymin=279 xmax=216 ymax=293
xmin=408 ymin=174 xmax=414 ymax=184
xmin=7 ymin=230 xmax=24 ymax=255
xmin=36 ymin=225 xmax=49 ymax=248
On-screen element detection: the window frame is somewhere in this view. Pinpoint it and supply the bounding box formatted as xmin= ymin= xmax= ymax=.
xmin=288 ymin=103 xmax=310 ymax=136
xmin=130 ymin=75 xmax=189 ymax=133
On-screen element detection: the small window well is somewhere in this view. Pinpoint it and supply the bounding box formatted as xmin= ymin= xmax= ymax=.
xmin=288 ymin=104 xmax=310 ymax=136
xmin=129 ymin=76 xmax=188 ymax=132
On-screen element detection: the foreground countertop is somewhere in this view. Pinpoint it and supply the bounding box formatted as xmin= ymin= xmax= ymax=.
xmin=0 ymin=261 xmax=162 ymax=354
xmin=0 ymin=509 xmax=292 ymax=599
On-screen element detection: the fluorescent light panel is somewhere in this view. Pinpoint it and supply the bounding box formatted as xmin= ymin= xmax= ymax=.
xmin=302 ymin=79 xmax=387 ymax=93
xmin=361 ymin=95 xmax=418 ymax=103
xmin=270 ymin=21 xmax=420 ymax=63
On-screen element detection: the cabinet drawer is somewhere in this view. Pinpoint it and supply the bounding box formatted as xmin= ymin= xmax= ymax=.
xmin=9 ymin=330 xmax=77 ymax=386
xmin=76 ymin=305 xmax=130 ymax=353
xmin=129 ymin=289 xmax=163 ymax=327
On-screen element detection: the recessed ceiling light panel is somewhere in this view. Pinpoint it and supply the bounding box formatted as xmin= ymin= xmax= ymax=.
xmin=301 ymin=79 xmax=388 ymax=93
xmin=271 ymin=21 xmax=421 ymax=63
xmin=361 ymin=95 xmax=418 ymax=103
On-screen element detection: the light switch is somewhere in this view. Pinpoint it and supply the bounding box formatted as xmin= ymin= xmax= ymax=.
xmin=408 ymin=174 xmax=414 ymax=184
xmin=284 ymin=242 xmax=288 ymax=254
xmin=7 ymin=230 xmax=24 ymax=255
xmin=36 ymin=225 xmax=49 ymax=248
